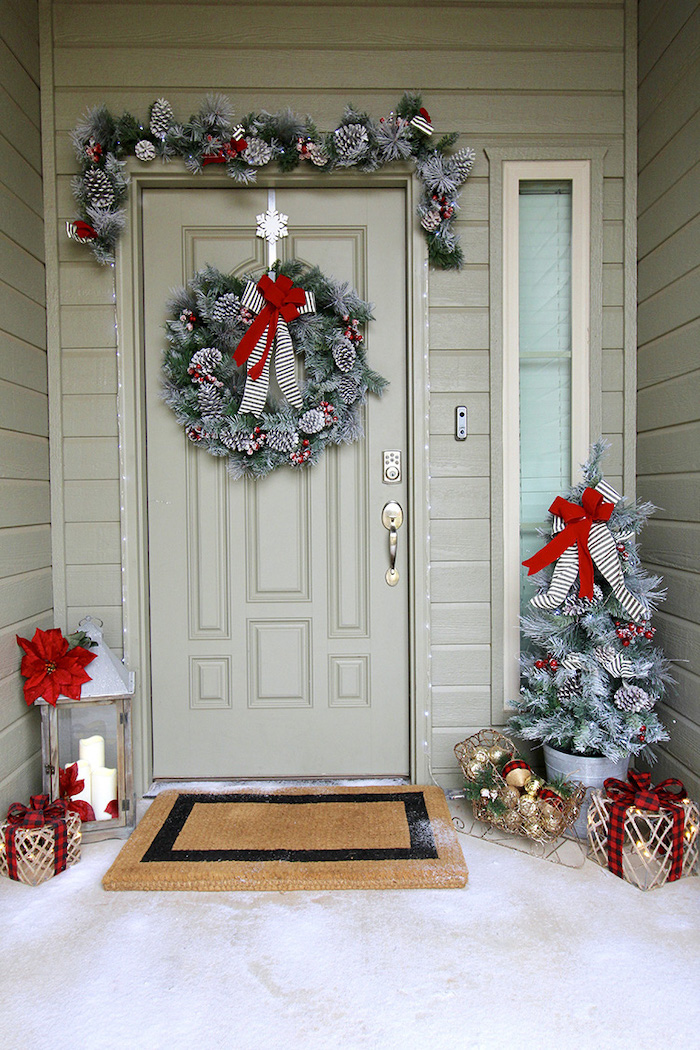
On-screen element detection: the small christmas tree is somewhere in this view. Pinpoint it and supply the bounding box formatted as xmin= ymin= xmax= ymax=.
xmin=507 ymin=441 xmax=672 ymax=761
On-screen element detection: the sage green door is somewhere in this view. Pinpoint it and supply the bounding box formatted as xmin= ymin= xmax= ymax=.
xmin=143 ymin=186 xmax=410 ymax=777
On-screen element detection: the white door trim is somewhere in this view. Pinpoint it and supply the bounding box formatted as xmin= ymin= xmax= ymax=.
xmin=115 ymin=164 xmax=431 ymax=794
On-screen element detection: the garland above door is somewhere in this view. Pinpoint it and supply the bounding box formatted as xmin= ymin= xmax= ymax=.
xmin=67 ymin=92 xmax=475 ymax=270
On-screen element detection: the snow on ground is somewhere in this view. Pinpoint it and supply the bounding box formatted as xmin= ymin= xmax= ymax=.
xmin=1 ymin=796 xmax=698 ymax=1050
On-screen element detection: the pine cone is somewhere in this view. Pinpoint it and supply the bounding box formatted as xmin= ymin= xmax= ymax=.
xmin=83 ymin=167 xmax=115 ymax=208
xmin=338 ymin=376 xmax=359 ymax=404
xmin=243 ymin=136 xmax=274 ymax=166
xmin=211 ymin=293 xmax=241 ymax=326
xmin=562 ymin=584 xmax=604 ymax=616
xmin=450 ymin=147 xmax=476 ymax=185
xmin=332 ymin=339 xmax=356 ymax=373
xmin=557 ymin=679 xmax=581 ymax=707
xmin=231 ymin=429 xmax=266 ymax=455
xmin=135 ymin=139 xmax=156 ymax=162
xmin=150 ymin=98 xmax=174 ymax=140
xmin=613 ymin=685 xmax=655 ymax=713
xmin=267 ymin=429 xmax=299 ymax=453
xmin=420 ymin=209 xmax=442 ymax=233
xmin=197 ymin=382 xmax=223 ymax=419
xmin=190 ymin=346 xmax=223 ymax=377
xmin=334 ymin=123 xmax=369 ymax=165
xmin=298 ymin=407 xmax=325 ymax=434
xmin=307 ymin=142 xmax=330 ymax=167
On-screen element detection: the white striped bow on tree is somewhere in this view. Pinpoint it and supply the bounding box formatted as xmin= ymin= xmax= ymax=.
xmin=522 ymin=479 xmax=648 ymax=623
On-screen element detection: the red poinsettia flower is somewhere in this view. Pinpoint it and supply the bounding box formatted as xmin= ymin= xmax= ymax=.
xmin=105 ymin=799 xmax=119 ymax=819
xmin=59 ymin=763 xmax=96 ymax=823
xmin=16 ymin=627 xmax=97 ymax=706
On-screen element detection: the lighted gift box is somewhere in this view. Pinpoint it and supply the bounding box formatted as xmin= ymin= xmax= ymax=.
xmin=587 ymin=772 xmax=699 ymax=891
xmin=35 ymin=618 xmax=136 ymax=843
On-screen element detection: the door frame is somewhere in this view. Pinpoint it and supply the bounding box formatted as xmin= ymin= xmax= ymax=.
xmin=115 ymin=163 xmax=431 ymax=794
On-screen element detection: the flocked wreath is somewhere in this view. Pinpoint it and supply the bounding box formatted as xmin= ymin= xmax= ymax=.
xmin=162 ymin=259 xmax=388 ymax=478
xmin=68 ymin=91 xmax=475 ymax=270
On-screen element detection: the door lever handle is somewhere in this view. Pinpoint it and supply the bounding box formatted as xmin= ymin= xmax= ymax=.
xmin=381 ymin=501 xmax=404 ymax=586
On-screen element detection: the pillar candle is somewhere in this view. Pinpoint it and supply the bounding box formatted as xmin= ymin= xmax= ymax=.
xmin=91 ymin=766 xmax=117 ymax=821
xmin=71 ymin=759 xmax=92 ymax=807
xmin=79 ymin=735 xmax=105 ymax=771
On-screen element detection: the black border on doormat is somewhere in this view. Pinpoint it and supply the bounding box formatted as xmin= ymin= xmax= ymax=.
xmin=141 ymin=791 xmax=440 ymax=864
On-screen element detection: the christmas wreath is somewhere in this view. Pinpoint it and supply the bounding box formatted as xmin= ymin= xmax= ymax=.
xmin=162 ymin=259 xmax=388 ymax=478
xmin=68 ymin=91 xmax=475 ymax=269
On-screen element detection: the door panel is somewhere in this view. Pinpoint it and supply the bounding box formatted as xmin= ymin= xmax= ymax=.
xmin=143 ymin=186 xmax=409 ymax=777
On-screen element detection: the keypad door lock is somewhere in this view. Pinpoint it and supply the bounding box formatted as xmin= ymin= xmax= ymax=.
xmin=383 ymin=450 xmax=402 ymax=484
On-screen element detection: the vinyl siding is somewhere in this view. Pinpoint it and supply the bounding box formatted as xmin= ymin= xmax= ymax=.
xmin=43 ymin=0 xmax=632 ymax=790
xmin=637 ymin=0 xmax=700 ymax=799
xmin=0 ymin=0 xmax=49 ymax=815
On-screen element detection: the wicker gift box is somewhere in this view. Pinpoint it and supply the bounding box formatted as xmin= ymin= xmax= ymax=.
xmin=0 ymin=799 xmax=81 ymax=886
xmin=587 ymin=782 xmax=699 ymax=891
xmin=454 ymin=729 xmax=585 ymax=843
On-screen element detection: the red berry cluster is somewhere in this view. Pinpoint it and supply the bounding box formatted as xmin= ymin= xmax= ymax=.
xmin=85 ymin=138 xmax=103 ymax=163
xmin=186 ymin=424 xmax=205 ymax=442
xmin=239 ymin=307 xmax=254 ymax=327
xmin=430 ymin=194 xmax=455 ymax=222
xmin=342 ymin=316 xmax=363 ymax=344
xmin=187 ymin=363 xmax=222 ymax=388
xmin=616 ymin=542 xmax=628 ymax=560
xmin=534 ymin=656 xmax=559 ymax=672
xmin=290 ymin=438 xmax=312 ymax=465
xmin=179 ymin=310 xmax=197 ymax=332
xmin=319 ymin=401 xmax=338 ymax=426
xmin=639 ymin=724 xmax=647 ymax=743
xmin=243 ymin=427 xmax=266 ymax=456
xmin=614 ymin=620 xmax=655 ymax=647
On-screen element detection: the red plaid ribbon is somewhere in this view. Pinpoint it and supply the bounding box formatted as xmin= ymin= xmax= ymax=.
xmin=604 ymin=771 xmax=687 ymax=882
xmin=5 ymin=795 xmax=69 ymax=881
xmin=539 ymin=787 xmax=564 ymax=810
xmin=502 ymin=759 xmax=530 ymax=778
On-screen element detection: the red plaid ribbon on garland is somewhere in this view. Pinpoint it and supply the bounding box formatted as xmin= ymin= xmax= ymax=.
xmin=603 ymin=771 xmax=687 ymax=882
xmin=5 ymin=795 xmax=69 ymax=881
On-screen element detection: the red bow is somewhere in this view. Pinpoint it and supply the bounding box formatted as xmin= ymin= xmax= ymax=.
xmin=5 ymin=795 xmax=70 ymax=880
xmin=522 ymin=487 xmax=615 ymax=599
xmin=604 ymin=771 xmax=687 ymax=882
xmin=201 ymin=136 xmax=248 ymax=165
xmin=233 ymin=274 xmax=307 ymax=382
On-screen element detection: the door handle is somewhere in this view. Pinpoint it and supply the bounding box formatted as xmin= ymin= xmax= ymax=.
xmin=381 ymin=501 xmax=404 ymax=586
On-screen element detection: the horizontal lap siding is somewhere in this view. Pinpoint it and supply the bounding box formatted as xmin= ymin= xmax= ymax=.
xmin=47 ymin=0 xmax=627 ymax=789
xmin=637 ymin=0 xmax=700 ymax=797
xmin=0 ymin=0 xmax=48 ymax=814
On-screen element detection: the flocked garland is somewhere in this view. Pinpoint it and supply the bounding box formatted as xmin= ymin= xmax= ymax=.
xmin=162 ymin=258 xmax=387 ymax=478
xmin=68 ymin=92 xmax=475 ymax=270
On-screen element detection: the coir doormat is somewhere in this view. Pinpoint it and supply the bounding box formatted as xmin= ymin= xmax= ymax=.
xmin=102 ymin=785 xmax=468 ymax=891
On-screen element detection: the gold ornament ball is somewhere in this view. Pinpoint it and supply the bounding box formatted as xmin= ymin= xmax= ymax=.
xmin=518 ymin=795 xmax=538 ymax=818
xmin=466 ymin=759 xmax=485 ymax=779
xmin=539 ymin=803 xmax=563 ymax=834
xmin=502 ymin=786 xmax=520 ymax=810
xmin=473 ymin=748 xmax=489 ymax=764
xmin=501 ymin=810 xmax=520 ymax=831
xmin=524 ymin=775 xmax=545 ymax=797
xmin=505 ymin=767 xmax=531 ymax=789
xmin=488 ymin=745 xmax=509 ymax=765
xmin=523 ymin=817 xmax=543 ymax=839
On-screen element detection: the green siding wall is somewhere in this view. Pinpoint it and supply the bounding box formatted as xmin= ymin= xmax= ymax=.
xmin=43 ymin=0 xmax=632 ymax=788
xmin=0 ymin=0 xmax=49 ymax=814
xmin=637 ymin=0 xmax=700 ymax=797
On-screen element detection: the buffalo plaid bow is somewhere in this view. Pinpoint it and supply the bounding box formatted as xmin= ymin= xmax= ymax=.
xmin=5 ymin=795 xmax=69 ymax=881
xmin=603 ymin=771 xmax=687 ymax=882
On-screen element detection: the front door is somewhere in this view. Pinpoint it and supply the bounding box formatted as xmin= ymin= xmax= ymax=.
xmin=142 ymin=186 xmax=410 ymax=778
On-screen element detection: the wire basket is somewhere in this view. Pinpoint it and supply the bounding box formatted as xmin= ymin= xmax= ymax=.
xmin=454 ymin=729 xmax=586 ymax=843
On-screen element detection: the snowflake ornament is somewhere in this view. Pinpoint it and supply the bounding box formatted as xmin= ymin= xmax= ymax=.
xmin=256 ymin=208 xmax=288 ymax=246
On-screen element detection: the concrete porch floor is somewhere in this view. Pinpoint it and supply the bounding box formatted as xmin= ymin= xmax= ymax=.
xmin=1 ymin=794 xmax=698 ymax=1050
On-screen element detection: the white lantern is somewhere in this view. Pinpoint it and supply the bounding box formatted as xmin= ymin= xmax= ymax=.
xmin=35 ymin=617 xmax=135 ymax=842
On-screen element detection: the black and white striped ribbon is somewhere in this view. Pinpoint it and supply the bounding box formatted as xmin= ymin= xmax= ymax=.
xmin=530 ymin=480 xmax=648 ymax=623
xmin=595 ymin=645 xmax=635 ymax=679
xmin=237 ymin=280 xmax=315 ymax=417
